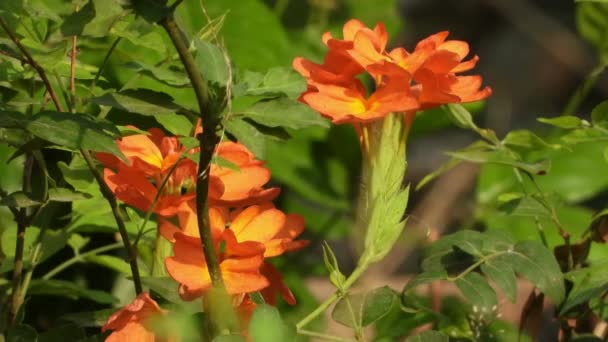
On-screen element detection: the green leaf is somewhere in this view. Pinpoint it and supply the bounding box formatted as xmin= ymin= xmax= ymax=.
xmin=592 ymin=100 xmax=608 ymax=124
xmin=0 ymin=191 xmax=41 ymax=207
xmin=67 ymin=234 xmax=89 ymax=253
xmin=154 ymin=114 xmax=193 ymax=136
xmin=47 ymin=188 xmax=92 ymax=202
xmin=508 ymin=241 xmax=565 ymax=304
xmin=480 ymin=259 xmax=518 ymax=302
xmin=25 ymin=111 xmax=122 ymax=156
xmin=90 ymin=89 xmax=182 ymax=116
xmin=223 ymin=117 xmax=266 ymax=158
xmin=447 ymin=148 xmax=550 ymax=175
xmin=538 ymin=116 xmax=583 ymax=129
xmin=404 ymin=330 xmax=449 ymax=342
xmin=140 ymin=277 xmax=183 ymax=304
xmin=85 ymin=255 xmax=131 ymax=275
xmin=561 ymin=262 xmax=608 ymax=314
xmin=1 ymin=227 xmax=69 ymax=271
xmin=443 ymin=104 xmax=498 ymax=143
xmin=503 ymin=129 xmax=561 ymax=150
xmin=194 ymin=39 xmax=228 ymax=86
xmin=0 ymin=110 xmax=29 ymax=128
xmin=241 ymin=67 xmax=306 ymax=98
xmin=61 ymin=0 xmax=126 ymax=37
xmin=7 ymin=324 xmax=38 ymax=342
xmin=576 ymin=2 xmax=608 ymax=56
xmin=332 ymin=286 xmax=398 ymax=328
xmin=454 ymin=272 xmax=497 ymax=315
xmin=321 ymin=241 xmax=345 ymax=290
xmin=234 ymin=98 xmax=328 ymax=130
xmin=28 ymin=279 xmax=117 ymax=304
xmin=59 ymin=309 xmax=114 ymax=327
xmin=248 ymin=305 xmax=293 ymax=342
xmin=177 ymin=0 xmax=292 ymax=70
xmin=497 ymin=195 xmax=551 ymax=218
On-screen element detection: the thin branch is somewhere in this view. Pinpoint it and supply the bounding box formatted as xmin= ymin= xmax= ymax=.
xmin=91 ymin=37 xmax=121 ymax=93
xmin=43 ymin=242 xmax=123 ymax=280
xmin=81 ymin=150 xmax=143 ymax=294
xmin=0 ymin=17 xmax=63 ymax=112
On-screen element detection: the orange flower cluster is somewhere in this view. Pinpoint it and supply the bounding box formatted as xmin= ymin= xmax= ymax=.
xmin=97 ymin=129 xmax=280 ymax=216
xmin=99 ymin=129 xmax=307 ymax=340
xmin=293 ymin=19 xmax=492 ymax=124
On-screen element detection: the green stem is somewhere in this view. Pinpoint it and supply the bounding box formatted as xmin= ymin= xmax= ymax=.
xmin=296 ymin=264 xmax=368 ymax=330
xmin=91 ymin=37 xmax=121 ymax=95
xmin=8 ymin=154 xmax=34 ymax=325
xmin=81 ymin=149 xmax=143 ymax=294
xmin=297 ymin=329 xmax=355 ymax=342
xmin=42 ymin=242 xmax=123 ymax=280
xmin=562 ymin=63 xmax=607 ymax=116
xmin=160 ymin=13 xmax=223 ymax=288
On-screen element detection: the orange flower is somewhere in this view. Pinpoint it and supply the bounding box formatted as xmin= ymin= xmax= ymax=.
xmin=102 ymin=292 xmax=175 ymax=342
xmin=224 ymin=204 xmax=309 ymax=258
xmin=300 ymin=76 xmax=418 ymax=124
xmin=162 ymin=203 xmax=307 ymax=301
xmin=293 ymin=20 xmax=492 ymax=124
xmin=213 ymin=142 xmax=280 ymax=206
xmin=97 ymin=128 xmax=213 ymax=216
xmin=165 ymin=232 xmax=268 ymax=300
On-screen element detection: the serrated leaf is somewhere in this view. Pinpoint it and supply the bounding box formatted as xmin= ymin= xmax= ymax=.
xmin=538 ymin=116 xmax=583 ymax=129
xmin=508 ymin=241 xmax=565 ymax=303
xmin=242 ymin=67 xmax=306 ymax=98
xmin=454 ymin=272 xmax=497 ymax=314
xmin=481 ymin=258 xmax=518 ymax=302
xmin=332 ymin=286 xmax=398 ymax=328
xmin=90 ymin=89 xmax=182 ymax=116
xmin=25 ymin=111 xmax=121 ymax=156
xmin=28 ymin=279 xmax=117 ymax=304
xmin=235 ymin=98 xmax=328 ymax=130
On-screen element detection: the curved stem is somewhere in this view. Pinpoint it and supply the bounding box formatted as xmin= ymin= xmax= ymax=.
xmin=43 ymin=242 xmax=123 ymax=280
xmin=296 ymin=263 xmax=368 ymax=330
xmin=91 ymin=37 xmax=121 ymax=96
